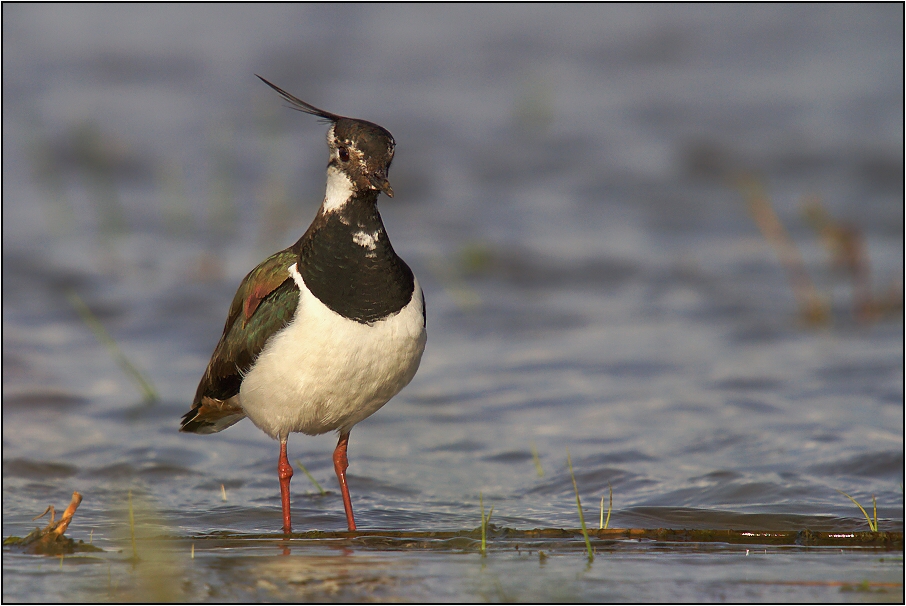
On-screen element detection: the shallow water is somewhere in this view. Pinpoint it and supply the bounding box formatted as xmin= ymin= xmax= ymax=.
xmin=2 ymin=4 xmax=904 ymax=602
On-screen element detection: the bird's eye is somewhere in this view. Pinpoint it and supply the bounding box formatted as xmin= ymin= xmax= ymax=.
xmin=338 ymin=147 xmax=350 ymax=162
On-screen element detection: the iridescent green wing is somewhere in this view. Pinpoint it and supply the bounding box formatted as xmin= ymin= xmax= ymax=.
xmin=193 ymin=248 xmax=300 ymax=404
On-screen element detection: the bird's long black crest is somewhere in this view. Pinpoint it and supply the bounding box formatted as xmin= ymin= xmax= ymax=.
xmin=256 ymin=75 xmax=342 ymax=123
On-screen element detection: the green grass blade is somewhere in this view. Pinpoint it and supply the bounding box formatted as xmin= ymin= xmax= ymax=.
xmin=480 ymin=492 xmax=487 ymax=556
xmin=479 ymin=493 xmax=494 ymax=556
xmin=873 ymin=495 xmax=878 ymax=531
xmin=531 ymin=442 xmax=544 ymax=477
xmin=567 ymin=449 xmax=594 ymax=563
xmin=835 ymin=489 xmax=877 ymax=532
xmin=294 ymin=459 xmax=326 ymax=495
xmin=66 ymin=289 xmax=158 ymax=403
xmin=600 ymin=483 xmax=613 ymax=530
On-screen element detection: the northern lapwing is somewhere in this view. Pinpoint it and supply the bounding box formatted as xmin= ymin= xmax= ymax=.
xmin=180 ymin=76 xmax=426 ymax=533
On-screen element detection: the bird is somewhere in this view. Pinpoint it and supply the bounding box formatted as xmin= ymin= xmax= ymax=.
xmin=180 ymin=76 xmax=427 ymax=534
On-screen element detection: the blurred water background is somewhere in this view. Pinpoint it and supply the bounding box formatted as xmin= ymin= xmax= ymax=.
xmin=2 ymin=4 xmax=903 ymax=602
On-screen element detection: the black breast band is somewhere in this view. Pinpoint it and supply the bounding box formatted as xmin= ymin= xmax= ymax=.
xmin=295 ymin=198 xmax=415 ymax=323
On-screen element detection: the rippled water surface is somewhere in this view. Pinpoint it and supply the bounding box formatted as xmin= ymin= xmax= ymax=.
xmin=3 ymin=4 xmax=903 ymax=602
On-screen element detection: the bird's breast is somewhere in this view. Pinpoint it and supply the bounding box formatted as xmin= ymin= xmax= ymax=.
xmin=238 ymin=264 xmax=426 ymax=440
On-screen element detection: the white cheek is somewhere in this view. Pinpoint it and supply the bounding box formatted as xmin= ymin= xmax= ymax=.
xmin=323 ymin=166 xmax=354 ymax=212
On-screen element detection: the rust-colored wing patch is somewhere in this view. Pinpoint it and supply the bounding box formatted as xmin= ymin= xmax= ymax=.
xmin=242 ymin=269 xmax=292 ymax=327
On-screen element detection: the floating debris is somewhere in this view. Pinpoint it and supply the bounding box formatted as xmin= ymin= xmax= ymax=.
xmin=4 ymin=491 xmax=102 ymax=555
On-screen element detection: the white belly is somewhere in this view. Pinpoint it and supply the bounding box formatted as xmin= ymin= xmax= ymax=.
xmin=239 ymin=264 xmax=426 ymax=440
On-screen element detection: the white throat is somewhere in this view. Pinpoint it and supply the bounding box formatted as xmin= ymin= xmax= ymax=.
xmin=322 ymin=165 xmax=355 ymax=213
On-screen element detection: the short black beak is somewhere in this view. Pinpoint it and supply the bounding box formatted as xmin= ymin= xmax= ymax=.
xmin=370 ymin=174 xmax=394 ymax=198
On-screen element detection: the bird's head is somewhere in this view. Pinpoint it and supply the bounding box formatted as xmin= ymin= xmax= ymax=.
xmin=257 ymin=75 xmax=395 ymax=200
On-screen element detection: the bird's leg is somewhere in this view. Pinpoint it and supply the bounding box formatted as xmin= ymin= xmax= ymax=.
xmin=278 ymin=438 xmax=293 ymax=534
xmin=333 ymin=432 xmax=356 ymax=531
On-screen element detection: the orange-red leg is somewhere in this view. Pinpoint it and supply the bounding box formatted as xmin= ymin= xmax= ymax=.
xmin=278 ymin=438 xmax=293 ymax=534
xmin=333 ymin=432 xmax=356 ymax=531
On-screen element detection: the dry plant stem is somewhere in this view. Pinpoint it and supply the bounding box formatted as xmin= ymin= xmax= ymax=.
xmin=33 ymin=505 xmax=56 ymax=524
xmin=803 ymin=198 xmax=875 ymax=322
xmin=53 ymin=492 xmax=83 ymax=537
xmin=739 ymin=178 xmax=827 ymax=324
